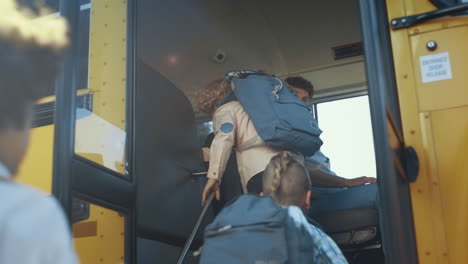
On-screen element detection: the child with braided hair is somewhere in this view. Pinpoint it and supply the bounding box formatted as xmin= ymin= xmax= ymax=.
xmin=263 ymin=151 xmax=312 ymax=213
xmin=262 ymin=151 xmax=348 ymax=263
xmin=200 ymin=151 xmax=347 ymax=263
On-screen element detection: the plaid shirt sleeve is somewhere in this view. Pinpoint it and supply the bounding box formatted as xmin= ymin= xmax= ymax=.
xmin=285 ymin=206 xmax=348 ymax=264
xmin=306 ymin=225 xmax=348 ymax=264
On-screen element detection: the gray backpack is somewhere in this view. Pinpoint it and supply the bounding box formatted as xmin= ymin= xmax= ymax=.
xmin=200 ymin=195 xmax=289 ymax=264
xmin=224 ymin=70 xmax=323 ymax=156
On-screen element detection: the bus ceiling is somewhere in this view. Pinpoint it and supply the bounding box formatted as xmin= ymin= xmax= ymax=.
xmin=137 ymin=0 xmax=366 ymax=107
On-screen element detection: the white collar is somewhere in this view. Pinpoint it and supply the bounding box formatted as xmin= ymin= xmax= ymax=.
xmin=0 ymin=161 xmax=12 ymax=179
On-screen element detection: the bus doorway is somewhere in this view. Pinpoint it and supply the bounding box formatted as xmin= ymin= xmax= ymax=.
xmin=132 ymin=0 xmax=415 ymax=263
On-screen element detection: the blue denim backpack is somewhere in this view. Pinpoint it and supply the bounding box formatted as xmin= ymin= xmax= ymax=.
xmin=224 ymin=70 xmax=322 ymax=156
xmin=200 ymin=195 xmax=288 ymax=263
xmin=200 ymin=195 xmax=328 ymax=264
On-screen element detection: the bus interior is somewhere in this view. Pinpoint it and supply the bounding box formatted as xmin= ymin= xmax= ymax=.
xmin=133 ymin=0 xmax=381 ymax=263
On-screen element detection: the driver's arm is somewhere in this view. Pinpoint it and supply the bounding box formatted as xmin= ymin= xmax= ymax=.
xmin=305 ymin=161 xmax=376 ymax=188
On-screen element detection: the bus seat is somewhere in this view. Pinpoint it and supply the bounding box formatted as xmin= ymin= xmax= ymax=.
xmin=308 ymin=184 xmax=381 ymax=249
xmin=135 ymin=58 xmax=214 ymax=248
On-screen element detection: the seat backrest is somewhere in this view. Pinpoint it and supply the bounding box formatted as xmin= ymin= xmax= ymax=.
xmin=135 ymin=59 xmax=214 ymax=247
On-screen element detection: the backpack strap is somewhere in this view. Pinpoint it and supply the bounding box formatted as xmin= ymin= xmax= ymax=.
xmin=235 ymin=135 xmax=266 ymax=152
xmin=225 ymin=70 xmax=276 ymax=82
xmin=225 ymin=70 xmax=261 ymax=82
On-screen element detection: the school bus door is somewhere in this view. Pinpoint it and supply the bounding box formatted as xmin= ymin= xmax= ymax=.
xmin=358 ymin=1 xmax=418 ymax=263
xmin=385 ymin=1 xmax=468 ymax=263
xmin=52 ymin=1 xmax=135 ymax=263
xmin=362 ymin=0 xmax=468 ymax=263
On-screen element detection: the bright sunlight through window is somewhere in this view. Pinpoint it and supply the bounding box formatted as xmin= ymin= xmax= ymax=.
xmin=316 ymin=95 xmax=377 ymax=179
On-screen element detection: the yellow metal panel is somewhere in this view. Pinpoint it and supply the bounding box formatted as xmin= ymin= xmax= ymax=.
xmin=15 ymin=125 xmax=54 ymax=193
xmin=408 ymin=19 xmax=468 ymax=36
xmin=430 ymin=106 xmax=468 ymax=263
xmin=418 ymin=112 xmax=450 ymax=263
xmin=386 ymin=0 xmax=450 ymax=263
xmin=73 ymin=203 xmax=125 ymax=264
xmin=37 ymin=96 xmax=56 ymax=104
xmin=404 ymin=0 xmax=436 ymax=16
xmin=88 ymin=0 xmax=127 ymax=130
xmin=410 ymin=25 xmax=468 ymax=112
xmin=75 ymin=0 xmax=127 ymax=174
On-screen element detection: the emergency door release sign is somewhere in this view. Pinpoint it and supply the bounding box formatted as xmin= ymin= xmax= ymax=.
xmin=420 ymin=52 xmax=453 ymax=83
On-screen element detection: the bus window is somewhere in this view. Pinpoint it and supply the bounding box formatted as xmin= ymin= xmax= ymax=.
xmin=315 ymin=95 xmax=377 ymax=179
xmin=74 ymin=0 xmax=129 ymax=176
xmin=196 ymin=121 xmax=213 ymax=147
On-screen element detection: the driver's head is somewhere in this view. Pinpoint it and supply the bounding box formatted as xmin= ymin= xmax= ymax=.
xmin=263 ymin=151 xmax=312 ymax=214
xmin=284 ymin=76 xmax=314 ymax=104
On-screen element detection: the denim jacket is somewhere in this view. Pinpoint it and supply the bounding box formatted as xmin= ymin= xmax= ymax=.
xmin=285 ymin=205 xmax=348 ymax=263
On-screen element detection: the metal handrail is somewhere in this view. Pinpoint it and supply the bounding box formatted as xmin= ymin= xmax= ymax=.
xmin=176 ymin=191 xmax=215 ymax=264
xmin=192 ymin=172 xmax=208 ymax=176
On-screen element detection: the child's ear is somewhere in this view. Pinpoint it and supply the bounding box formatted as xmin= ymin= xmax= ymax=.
xmin=260 ymin=192 xmax=264 ymax=196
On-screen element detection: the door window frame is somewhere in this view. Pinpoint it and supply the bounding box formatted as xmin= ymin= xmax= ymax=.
xmin=52 ymin=0 xmax=137 ymax=263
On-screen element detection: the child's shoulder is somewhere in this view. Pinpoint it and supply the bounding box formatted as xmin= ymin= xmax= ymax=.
xmin=217 ymin=101 xmax=242 ymax=112
xmin=0 ymin=182 xmax=47 ymax=203
xmin=0 ymin=182 xmax=65 ymax=225
xmin=0 ymin=182 xmax=75 ymax=260
xmin=214 ymin=101 xmax=246 ymax=121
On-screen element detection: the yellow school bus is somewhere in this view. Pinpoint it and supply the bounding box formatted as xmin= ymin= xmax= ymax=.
xmin=16 ymin=0 xmax=468 ymax=263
